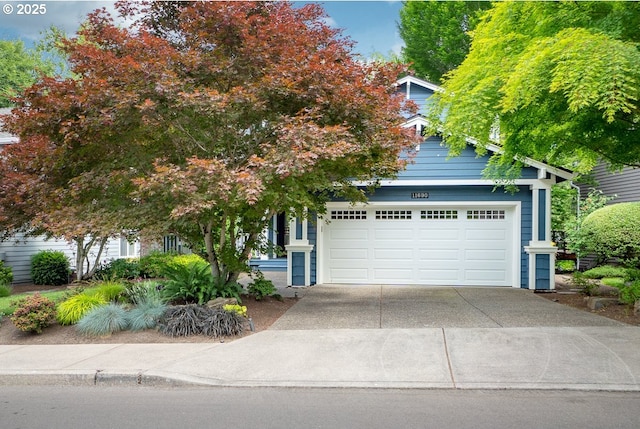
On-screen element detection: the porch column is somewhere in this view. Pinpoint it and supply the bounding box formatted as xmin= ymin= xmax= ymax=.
xmin=286 ymin=212 xmax=314 ymax=287
xmin=525 ymin=178 xmax=557 ymax=290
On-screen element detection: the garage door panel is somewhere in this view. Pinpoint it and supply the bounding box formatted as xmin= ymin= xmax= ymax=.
xmin=330 ymin=268 xmax=370 ymax=282
xmin=465 ymin=249 xmax=506 ymax=261
xmin=418 ymin=249 xmax=460 ymax=261
xmin=323 ymin=205 xmax=514 ymax=286
xmin=375 ymin=228 xmax=414 ymax=240
xmin=330 ymin=248 xmax=368 ymax=260
xmin=465 ymin=269 xmax=507 ymax=282
xmin=374 ymin=249 xmax=413 ymax=260
xmin=374 ymin=268 xmax=414 ymax=281
xmin=417 ymin=269 xmax=461 ymax=282
xmin=419 ymin=229 xmax=460 ymax=240
xmin=466 ymin=229 xmax=507 ymax=241
xmin=330 ymin=228 xmax=368 ymax=240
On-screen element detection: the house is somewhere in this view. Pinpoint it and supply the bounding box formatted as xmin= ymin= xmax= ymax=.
xmin=281 ymin=76 xmax=574 ymax=290
xmin=0 ymin=108 xmax=140 ymax=284
xmin=579 ymin=164 xmax=640 ymax=204
xmin=575 ymin=164 xmax=640 ymax=269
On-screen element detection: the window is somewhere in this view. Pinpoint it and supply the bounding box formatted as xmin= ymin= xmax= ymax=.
xmin=421 ymin=210 xmax=458 ymax=220
xmin=466 ymin=210 xmax=505 ymax=220
xmin=120 ymin=237 xmax=138 ymax=257
xmin=331 ymin=210 xmax=367 ymax=220
xmin=375 ymin=210 xmax=412 ymax=220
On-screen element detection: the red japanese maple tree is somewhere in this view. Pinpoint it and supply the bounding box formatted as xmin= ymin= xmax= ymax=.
xmin=1 ymin=1 xmax=418 ymax=284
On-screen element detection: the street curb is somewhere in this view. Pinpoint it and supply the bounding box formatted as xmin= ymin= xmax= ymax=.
xmin=3 ymin=370 xmax=640 ymax=392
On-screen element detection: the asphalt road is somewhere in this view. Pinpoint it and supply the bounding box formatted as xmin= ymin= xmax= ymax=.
xmin=2 ymin=386 xmax=639 ymax=429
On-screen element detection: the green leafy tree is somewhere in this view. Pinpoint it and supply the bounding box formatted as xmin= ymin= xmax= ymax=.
xmin=0 ymin=40 xmax=57 ymax=107
xmin=399 ymin=1 xmax=491 ymax=82
xmin=2 ymin=1 xmax=419 ymax=287
xmin=428 ymin=1 xmax=640 ymax=178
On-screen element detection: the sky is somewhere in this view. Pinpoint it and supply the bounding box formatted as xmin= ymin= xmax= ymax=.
xmin=0 ymin=0 xmax=405 ymax=58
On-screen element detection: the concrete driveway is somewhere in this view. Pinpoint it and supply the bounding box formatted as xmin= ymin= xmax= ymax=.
xmin=270 ymin=284 xmax=624 ymax=330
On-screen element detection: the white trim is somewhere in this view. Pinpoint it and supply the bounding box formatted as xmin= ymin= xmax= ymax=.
xmin=352 ymin=179 xmax=550 ymax=187
xmin=396 ymin=75 xmax=443 ymax=93
xmin=286 ymin=243 xmax=313 ymax=287
xmin=398 ymin=115 xmax=575 ymax=181
xmin=318 ymin=201 xmax=522 ymax=288
xmin=524 ymin=242 xmax=558 ymax=290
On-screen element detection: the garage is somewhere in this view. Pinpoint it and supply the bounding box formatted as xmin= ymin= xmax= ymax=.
xmin=320 ymin=204 xmax=517 ymax=286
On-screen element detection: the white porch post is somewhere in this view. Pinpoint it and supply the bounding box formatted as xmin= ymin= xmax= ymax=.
xmin=286 ymin=211 xmax=314 ymax=287
xmin=524 ymin=176 xmax=557 ymax=290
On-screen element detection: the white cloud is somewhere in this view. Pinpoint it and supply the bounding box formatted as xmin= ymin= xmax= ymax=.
xmin=0 ymin=1 xmax=118 ymax=43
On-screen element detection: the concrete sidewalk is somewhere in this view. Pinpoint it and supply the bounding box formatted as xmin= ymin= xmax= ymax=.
xmin=1 ymin=282 xmax=639 ymax=391
xmin=1 ymin=327 xmax=639 ymax=390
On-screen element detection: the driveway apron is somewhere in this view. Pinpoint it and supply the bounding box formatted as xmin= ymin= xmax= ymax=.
xmin=270 ymin=285 xmax=625 ymax=330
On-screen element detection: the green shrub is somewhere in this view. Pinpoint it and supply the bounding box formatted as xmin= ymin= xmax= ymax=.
xmin=247 ymin=271 xmax=278 ymax=300
xmin=57 ymin=293 xmax=107 ymax=325
xmin=601 ymin=277 xmax=626 ymax=288
xmin=555 ymin=260 xmax=575 ymax=273
xmin=0 ymin=284 xmax=12 ymax=298
xmin=161 ymin=260 xmax=216 ymax=305
xmin=31 ymin=250 xmax=70 ymax=286
xmin=571 ymin=272 xmax=599 ymax=296
xmin=76 ymin=303 xmax=129 ymax=336
xmin=123 ymin=280 xmax=163 ymax=305
xmin=164 ymin=254 xmax=207 ymax=272
xmin=158 ymin=304 xmax=245 ymax=338
xmin=574 ymin=202 xmax=640 ymax=266
xmin=213 ymin=277 xmax=244 ymax=303
xmin=583 ymin=265 xmax=629 ymax=279
xmin=0 ymin=261 xmax=13 ymax=286
xmin=616 ymin=280 xmax=640 ymax=305
xmin=127 ymin=299 xmax=166 ymax=331
xmin=138 ymin=251 xmax=175 ymax=278
xmin=96 ymin=258 xmax=141 ymax=280
xmin=10 ymin=293 xmax=57 ymax=334
xmin=90 ymin=281 xmax=126 ymax=302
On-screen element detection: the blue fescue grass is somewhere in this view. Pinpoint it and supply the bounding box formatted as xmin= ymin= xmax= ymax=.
xmin=76 ymin=303 xmax=129 ymax=336
xmin=127 ymin=299 xmax=166 ymax=331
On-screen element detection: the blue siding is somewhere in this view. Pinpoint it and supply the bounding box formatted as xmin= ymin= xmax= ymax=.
xmin=535 ymin=254 xmax=551 ymax=290
xmin=398 ymin=137 xmax=538 ymax=180
xmin=538 ymin=189 xmax=546 ymax=241
xmin=405 ymin=82 xmax=434 ymax=116
xmin=291 ymin=252 xmax=305 ymax=286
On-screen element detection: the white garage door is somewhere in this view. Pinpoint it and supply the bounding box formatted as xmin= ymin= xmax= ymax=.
xmin=322 ymin=206 xmax=514 ymax=286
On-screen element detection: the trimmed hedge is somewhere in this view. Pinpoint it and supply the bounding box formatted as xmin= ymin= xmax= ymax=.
xmin=575 ymin=202 xmax=640 ymax=266
xmin=31 ymin=250 xmax=70 ymax=286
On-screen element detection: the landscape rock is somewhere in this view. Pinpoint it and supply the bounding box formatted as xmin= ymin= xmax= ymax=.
xmin=587 ymin=297 xmax=619 ymax=311
xmin=206 ymin=297 xmax=238 ymax=309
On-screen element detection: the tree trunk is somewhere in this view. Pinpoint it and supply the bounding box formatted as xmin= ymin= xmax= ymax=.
xmin=83 ymin=237 xmax=109 ymax=280
xmin=201 ymin=222 xmax=221 ymax=278
xmin=74 ymin=237 xmax=85 ymax=282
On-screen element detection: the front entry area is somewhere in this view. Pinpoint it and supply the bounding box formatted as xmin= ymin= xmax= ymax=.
xmin=320 ymin=204 xmax=519 ymax=286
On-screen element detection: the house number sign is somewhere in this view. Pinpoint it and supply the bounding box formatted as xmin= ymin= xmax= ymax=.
xmin=411 ymin=192 xmax=430 ymax=199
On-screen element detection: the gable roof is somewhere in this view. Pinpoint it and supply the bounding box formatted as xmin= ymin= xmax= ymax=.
xmin=399 ymin=76 xmax=575 ymax=182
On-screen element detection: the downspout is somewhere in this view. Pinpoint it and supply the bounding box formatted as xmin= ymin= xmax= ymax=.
xmin=570 ymin=181 xmax=581 ymax=270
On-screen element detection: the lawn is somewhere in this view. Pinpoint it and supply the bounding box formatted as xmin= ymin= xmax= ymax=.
xmin=1 ymin=290 xmax=72 ymax=315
